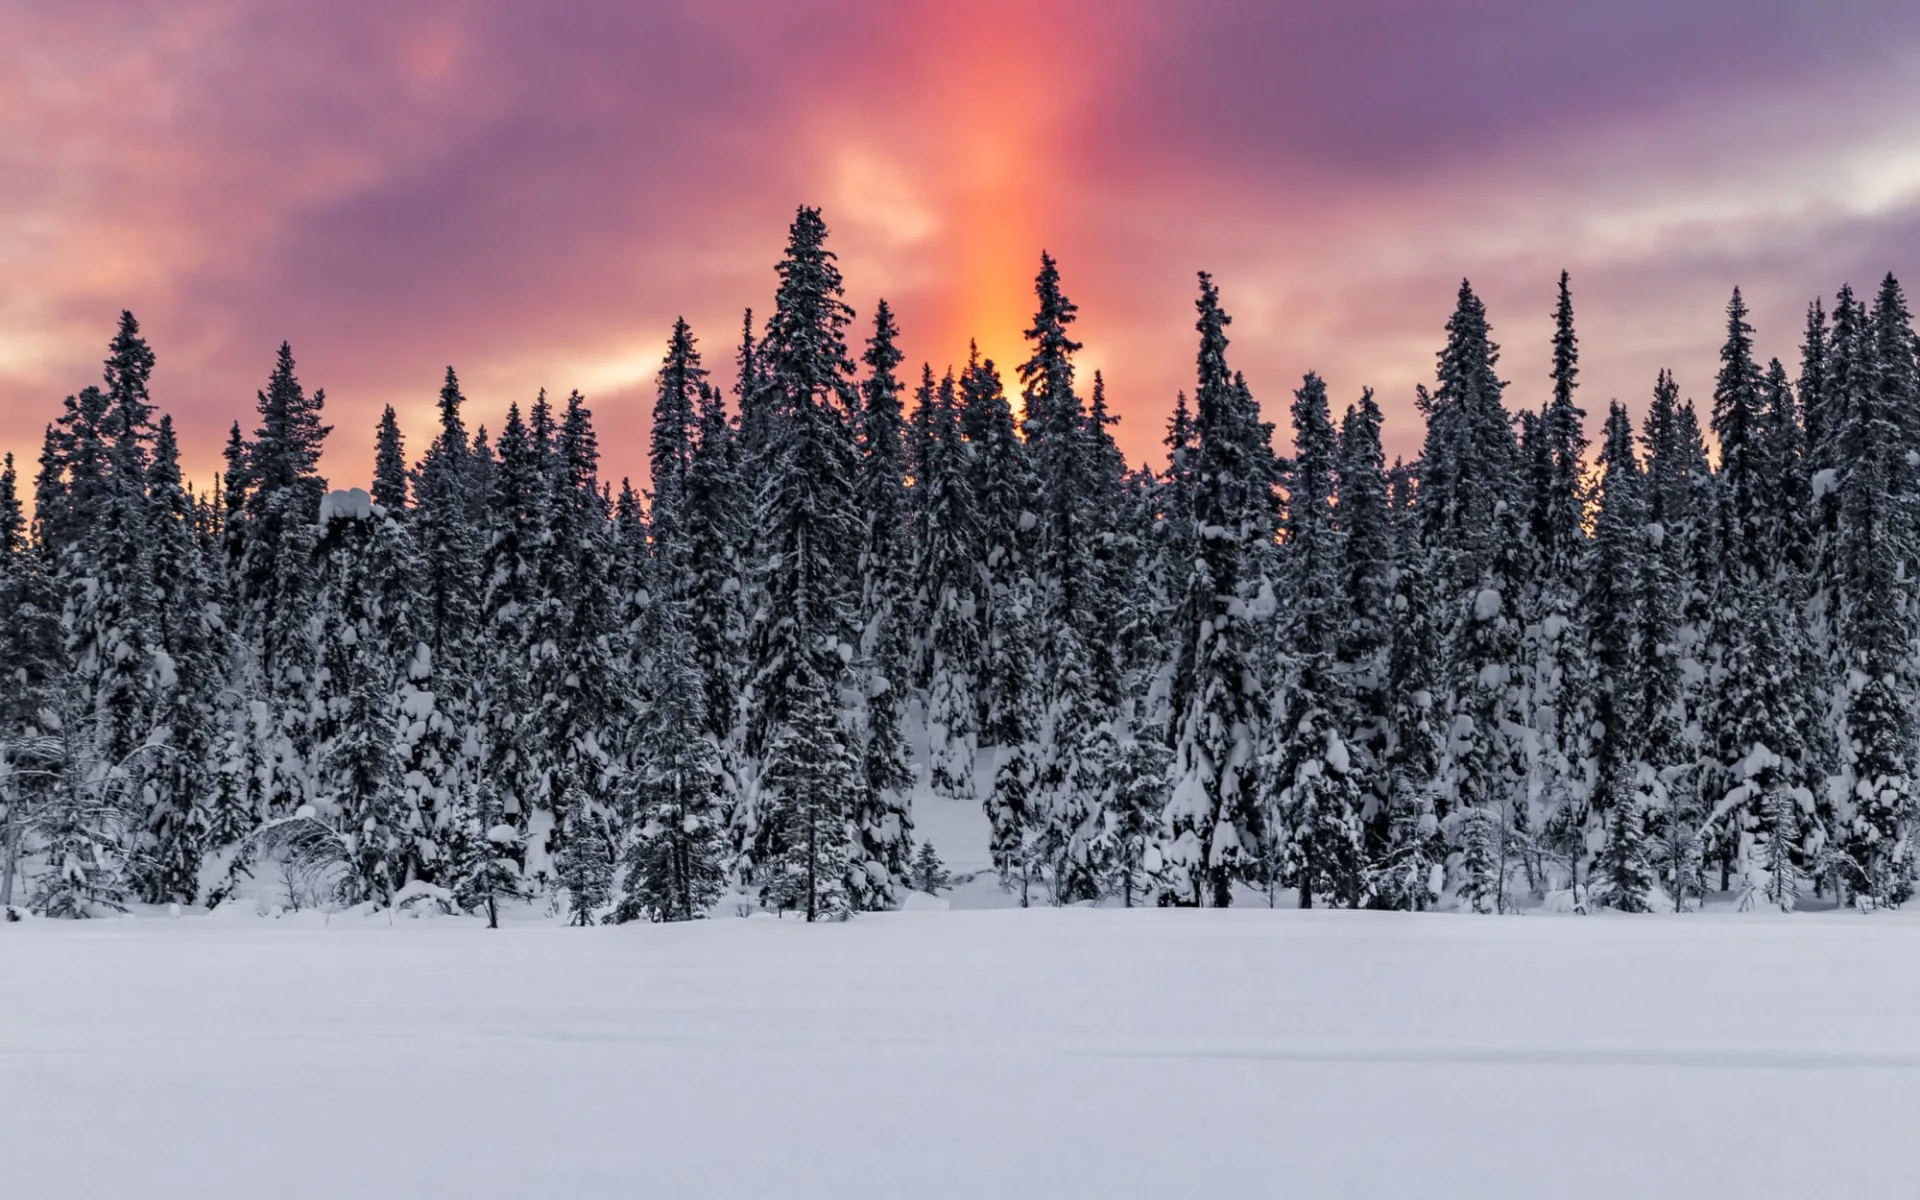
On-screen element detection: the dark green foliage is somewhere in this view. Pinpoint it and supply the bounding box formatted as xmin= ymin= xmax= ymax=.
xmin=760 ymin=669 xmax=858 ymax=922
xmin=1163 ymin=273 xmax=1273 ymax=907
xmin=910 ymin=840 xmax=951 ymax=895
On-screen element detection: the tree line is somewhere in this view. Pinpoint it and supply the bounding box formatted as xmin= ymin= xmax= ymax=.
xmin=2 ymin=206 xmax=1916 ymax=920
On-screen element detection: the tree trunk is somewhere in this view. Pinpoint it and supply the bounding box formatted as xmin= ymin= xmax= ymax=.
xmin=805 ymin=817 xmax=817 ymax=923
xmin=0 ymin=801 xmax=17 ymax=911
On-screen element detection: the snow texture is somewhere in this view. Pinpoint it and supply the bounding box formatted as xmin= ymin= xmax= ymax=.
xmin=6 ymin=908 xmax=1920 ymax=1198
xmin=316 ymin=487 xmax=372 ymax=526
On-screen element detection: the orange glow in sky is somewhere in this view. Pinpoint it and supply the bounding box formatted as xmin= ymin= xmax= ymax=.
xmin=4 ymin=3 xmax=1918 ymax=493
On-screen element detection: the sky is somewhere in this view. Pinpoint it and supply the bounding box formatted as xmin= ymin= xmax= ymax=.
xmin=5 ymin=0 xmax=1920 ymax=495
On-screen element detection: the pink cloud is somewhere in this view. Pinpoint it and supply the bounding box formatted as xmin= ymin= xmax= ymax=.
xmin=4 ymin=0 xmax=1918 ymax=495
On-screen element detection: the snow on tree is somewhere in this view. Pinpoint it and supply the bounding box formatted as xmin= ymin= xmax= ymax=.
xmin=620 ymin=595 xmax=726 ymax=924
xmin=235 ymin=342 xmax=333 ymax=823
xmin=1830 ymin=274 xmax=1920 ymax=908
xmin=131 ymin=415 xmax=225 ymax=904
xmin=911 ymin=367 xmax=982 ymax=810
xmin=308 ymin=489 xmax=408 ymax=906
xmin=555 ymin=783 xmax=614 ymax=925
xmin=958 ymin=347 xmax=1043 ymax=886
xmin=479 ymin=402 xmax=551 ymax=844
xmin=1371 ymin=457 xmax=1445 ymax=910
xmin=1587 ymin=404 xmax=1651 ymax=911
xmin=1160 ymin=274 xmax=1274 ymax=907
xmin=1020 ymin=253 xmax=1118 ymax=903
xmin=684 ymin=348 xmax=749 ymax=758
xmin=14 ymin=213 xmax=1920 ymax=918
xmin=910 ymin=840 xmax=951 ymax=895
xmin=1267 ymin=373 xmax=1365 ymax=908
xmin=760 ymin=663 xmax=859 ymax=922
xmin=1526 ymin=273 xmax=1595 ymax=900
xmin=1422 ymin=281 xmax=1529 ymax=912
xmin=851 ymin=300 xmax=915 ymax=896
xmin=1635 ymin=372 xmax=1702 ymax=908
xmin=447 ymin=781 xmax=525 ymax=929
xmin=736 ymin=208 xmax=896 ymax=910
xmin=1334 ymin=390 xmax=1393 ymax=813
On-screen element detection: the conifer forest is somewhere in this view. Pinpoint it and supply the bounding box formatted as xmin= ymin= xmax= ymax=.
xmin=8 ymin=205 xmax=1920 ymax=923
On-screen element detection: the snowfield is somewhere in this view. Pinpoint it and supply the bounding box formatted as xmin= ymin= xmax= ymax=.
xmin=7 ymin=907 xmax=1920 ymax=1198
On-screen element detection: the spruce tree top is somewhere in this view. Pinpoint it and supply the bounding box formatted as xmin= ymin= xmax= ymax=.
xmin=862 ymin=299 xmax=906 ymax=436
xmin=436 ymin=366 xmax=468 ymax=454
xmin=0 ymin=453 xmax=20 ymax=557
xmin=764 ymin=207 xmax=855 ymax=414
xmin=652 ymin=317 xmax=707 ymax=513
xmin=103 ymin=310 xmax=156 ymax=459
xmin=372 ymin=405 xmax=409 ymax=513
xmin=249 ymin=342 xmax=330 ymax=507
xmin=1020 ymin=251 xmax=1082 ymax=439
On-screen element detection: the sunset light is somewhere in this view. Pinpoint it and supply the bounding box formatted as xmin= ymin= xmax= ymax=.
xmin=8 ymin=7 xmax=1920 ymax=1197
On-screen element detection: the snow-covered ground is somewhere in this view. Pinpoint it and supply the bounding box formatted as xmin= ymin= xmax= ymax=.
xmin=7 ymin=906 xmax=1920 ymax=1198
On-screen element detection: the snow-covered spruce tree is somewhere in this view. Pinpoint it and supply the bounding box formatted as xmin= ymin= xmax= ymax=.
xmin=34 ymin=387 xmax=109 ymax=573
xmin=644 ymin=319 xmax=711 ymax=699
xmin=478 ymin=403 xmax=550 ymax=856
xmin=1334 ymin=391 xmax=1393 ymax=852
xmin=64 ymin=316 xmax=163 ymax=832
xmin=20 ymin=709 xmax=140 ymax=918
xmin=1830 ymin=274 xmax=1920 ymax=908
xmin=912 ymin=367 xmax=982 ymax=811
xmin=1368 ymin=457 xmax=1445 ymax=910
xmin=447 ymin=779 xmax=524 ymax=929
xmin=740 ymin=208 xmax=865 ymax=762
xmin=133 ymin=415 xmax=226 ymax=904
xmin=356 ymin=408 xmax=449 ymax=888
xmin=740 ymin=208 xmax=899 ymax=910
xmin=1758 ymin=356 xmax=1835 ymax=873
xmin=960 ymin=348 xmax=1043 ymax=888
xmin=545 ymin=392 xmax=636 ymax=882
xmin=401 ymin=368 xmax=485 ymax=884
xmin=620 ymin=595 xmax=726 ymax=923
xmin=1800 ymin=295 xmax=1848 ymax=748
xmin=1587 ymin=403 xmax=1652 ymax=911
xmin=760 ymin=662 xmax=859 ymax=922
xmin=612 ymin=475 xmax=652 ymax=699
xmin=1807 ymin=288 xmax=1871 ymax=884
xmin=1705 ymin=289 xmax=1814 ymax=906
xmin=967 ymin=341 xmax=1044 ymax=748
xmin=1159 ymin=274 xmax=1274 ymax=907
xmin=910 ymin=840 xmax=951 ymax=894
xmin=372 ymin=405 xmax=410 ymax=512
xmin=555 ymin=783 xmax=614 ymax=925
xmin=1154 ymin=391 xmax=1198 ymax=657
xmin=961 ymin=346 xmax=1035 ymax=743
xmin=683 ymin=367 xmax=748 ymax=758
xmin=542 ymin=397 xmax=631 ymax=878
xmin=0 ymin=453 xmax=68 ymax=912
xmin=1527 ymin=273 xmax=1595 ymax=898
xmin=309 ymin=488 xmax=405 ymax=906
xmin=651 ymin=318 xmax=705 ymax=559
xmin=237 ymin=343 xmax=333 ymax=823
xmin=1085 ymin=371 xmax=1133 ymax=707
xmin=853 ymin=301 xmax=915 ymax=886
xmin=1020 ymin=253 xmax=1116 ymax=902
xmin=1422 ymin=282 xmax=1529 ymax=911
xmin=1268 ymin=373 xmax=1365 ymax=908
xmin=1106 ymin=720 xmax=1172 ymax=907
xmin=0 ymin=457 xmax=17 ymax=911
xmin=1637 ymin=372 xmax=1703 ymax=908
xmin=1111 ymin=473 xmax=1175 ymax=819
xmin=1033 ymin=619 xmax=1114 ymax=903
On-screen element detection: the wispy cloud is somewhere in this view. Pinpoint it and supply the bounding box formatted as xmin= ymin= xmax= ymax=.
xmin=3 ymin=0 xmax=1917 ymax=487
